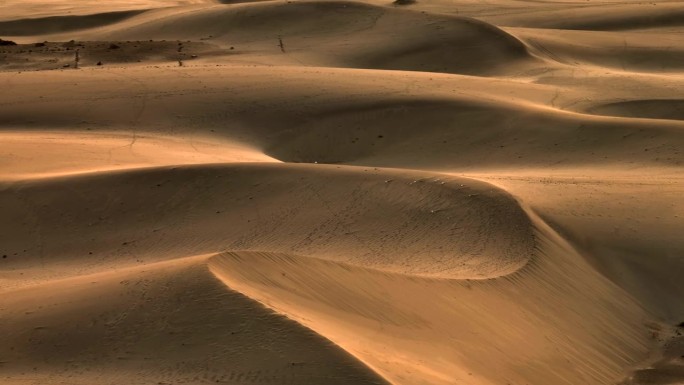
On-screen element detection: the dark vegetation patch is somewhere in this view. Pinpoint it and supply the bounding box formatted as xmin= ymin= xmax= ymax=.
xmin=0 ymin=40 xmax=228 ymax=71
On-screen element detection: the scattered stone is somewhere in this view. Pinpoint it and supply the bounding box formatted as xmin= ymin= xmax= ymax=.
xmin=108 ymin=43 xmax=121 ymax=50
xmin=97 ymin=61 xmax=103 ymax=66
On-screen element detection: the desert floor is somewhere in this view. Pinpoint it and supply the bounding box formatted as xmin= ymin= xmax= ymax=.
xmin=1 ymin=1 xmax=684 ymax=384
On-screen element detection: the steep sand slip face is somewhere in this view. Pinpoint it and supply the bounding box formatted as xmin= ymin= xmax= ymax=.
xmin=2 ymin=0 xmax=684 ymax=384
xmin=466 ymin=170 xmax=684 ymax=384
xmin=0 ymin=163 xmax=533 ymax=285
xmin=209 ymin=228 xmax=651 ymax=385
xmin=0 ymin=254 xmax=388 ymax=385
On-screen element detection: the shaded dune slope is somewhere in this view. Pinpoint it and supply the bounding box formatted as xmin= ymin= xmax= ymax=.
xmin=1 ymin=68 xmax=682 ymax=170
xmin=0 ymin=255 xmax=388 ymax=385
xmin=515 ymin=28 xmax=684 ymax=72
xmin=50 ymin=1 xmax=539 ymax=76
xmin=0 ymin=10 xmax=146 ymax=36
xmin=0 ymin=163 xmax=534 ymax=284
xmin=251 ymin=97 xmax=684 ymax=169
xmin=0 ymin=1 xmax=214 ymax=22
xmin=548 ymin=6 xmax=684 ymax=32
xmin=485 ymin=3 xmax=684 ymax=31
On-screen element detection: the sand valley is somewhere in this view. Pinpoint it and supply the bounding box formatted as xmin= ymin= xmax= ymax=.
xmin=1 ymin=1 xmax=683 ymax=384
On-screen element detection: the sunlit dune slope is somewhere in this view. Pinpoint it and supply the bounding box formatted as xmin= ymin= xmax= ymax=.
xmin=210 ymin=232 xmax=651 ymax=385
xmin=1 ymin=0 xmax=683 ymax=384
xmin=0 ymin=254 xmax=388 ymax=385
xmin=1 ymin=67 xmax=682 ymax=171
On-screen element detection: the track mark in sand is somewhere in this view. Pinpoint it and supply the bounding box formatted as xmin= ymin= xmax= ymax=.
xmin=96 ymin=71 xmax=150 ymax=164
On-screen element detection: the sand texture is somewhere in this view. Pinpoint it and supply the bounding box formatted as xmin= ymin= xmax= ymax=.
xmin=1 ymin=1 xmax=683 ymax=384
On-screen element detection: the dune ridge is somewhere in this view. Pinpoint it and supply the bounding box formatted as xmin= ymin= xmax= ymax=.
xmin=0 ymin=11 xmax=146 ymax=36
xmin=0 ymin=163 xmax=534 ymax=286
xmin=2 ymin=0 xmax=683 ymax=384
xmin=3 ymin=1 xmax=541 ymax=75
xmin=208 ymin=214 xmax=651 ymax=385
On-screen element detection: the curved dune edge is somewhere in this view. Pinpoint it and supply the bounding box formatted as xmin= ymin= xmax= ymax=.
xmin=0 ymin=254 xmax=389 ymax=385
xmin=2 ymin=0 xmax=684 ymax=384
xmin=0 ymin=10 xmax=146 ymax=36
xmin=2 ymin=0 xmax=541 ymax=76
xmin=2 ymin=66 xmax=682 ymax=171
xmin=586 ymin=99 xmax=684 ymax=122
xmin=207 ymin=213 xmax=652 ymax=385
xmin=0 ymin=163 xmax=534 ymax=284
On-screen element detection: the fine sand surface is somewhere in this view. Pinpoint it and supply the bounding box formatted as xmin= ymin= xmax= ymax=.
xmin=1 ymin=1 xmax=683 ymax=384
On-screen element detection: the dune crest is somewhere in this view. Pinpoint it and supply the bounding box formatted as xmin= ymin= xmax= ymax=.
xmin=2 ymin=0 xmax=683 ymax=384
xmin=209 ymin=222 xmax=650 ymax=385
xmin=0 ymin=163 xmax=533 ymax=283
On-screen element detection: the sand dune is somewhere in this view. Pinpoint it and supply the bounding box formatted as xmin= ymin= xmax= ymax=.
xmin=210 ymin=238 xmax=649 ymax=385
xmin=0 ymin=11 xmax=146 ymax=36
xmin=0 ymin=254 xmax=388 ymax=385
xmin=2 ymin=1 xmax=540 ymax=75
xmin=0 ymin=0 xmax=214 ymax=22
xmin=1 ymin=0 xmax=683 ymax=384
xmin=1 ymin=66 xmax=682 ymax=170
xmin=588 ymin=99 xmax=684 ymax=121
xmin=0 ymin=131 xmax=274 ymax=180
xmin=0 ymin=163 xmax=534 ymax=285
xmin=514 ymin=28 xmax=684 ymax=72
